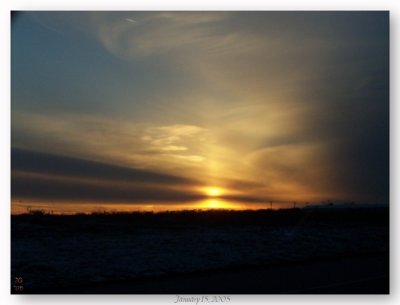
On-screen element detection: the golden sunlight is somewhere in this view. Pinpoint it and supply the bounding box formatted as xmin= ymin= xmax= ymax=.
xmin=203 ymin=199 xmax=224 ymax=209
xmin=197 ymin=198 xmax=247 ymax=210
xmin=207 ymin=199 xmax=221 ymax=208
xmin=205 ymin=187 xmax=223 ymax=197
xmin=198 ymin=198 xmax=244 ymax=210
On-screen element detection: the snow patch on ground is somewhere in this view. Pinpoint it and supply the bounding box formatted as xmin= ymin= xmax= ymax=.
xmin=12 ymin=220 xmax=388 ymax=291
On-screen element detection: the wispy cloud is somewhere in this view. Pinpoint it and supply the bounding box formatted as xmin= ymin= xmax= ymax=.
xmin=94 ymin=12 xmax=234 ymax=58
xmin=11 ymin=148 xmax=202 ymax=203
xmin=12 ymin=112 xmax=209 ymax=172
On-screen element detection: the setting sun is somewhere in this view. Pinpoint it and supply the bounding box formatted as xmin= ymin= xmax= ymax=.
xmin=205 ymin=187 xmax=222 ymax=197
xmin=207 ymin=199 xmax=221 ymax=208
xmin=199 ymin=198 xmax=244 ymax=210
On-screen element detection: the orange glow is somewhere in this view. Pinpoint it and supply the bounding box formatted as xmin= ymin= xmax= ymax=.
xmin=11 ymin=199 xmax=263 ymax=214
xmin=206 ymin=199 xmax=222 ymax=209
xmin=198 ymin=198 xmax=241 ymax=210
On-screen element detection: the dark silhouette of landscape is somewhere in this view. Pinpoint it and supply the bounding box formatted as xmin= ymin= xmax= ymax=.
xmin=11 ymin=206 xmax=389 ymax=294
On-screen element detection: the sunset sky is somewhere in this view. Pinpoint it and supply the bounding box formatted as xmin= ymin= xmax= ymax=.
xmin=11 ymin=11 xmax=389 ymax=213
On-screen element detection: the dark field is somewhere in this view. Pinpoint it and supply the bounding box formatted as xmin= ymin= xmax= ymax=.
xmin=11 ymin=207 xmax=389 ymax=294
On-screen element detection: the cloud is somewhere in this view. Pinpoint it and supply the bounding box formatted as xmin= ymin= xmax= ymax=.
xmin=12 ymin=112 xmax=209 ymax=171
xmin=94 ymin=12 xmax=233 ymax=58
xmin=12 ymin=171 xmax=202 ymax=203
xmin=11 ymin=148 xmax=203 ymax=203
xmin=142 ymin=124 xmax=207 ymax=159
xmin=125 ymin=18 xmax=137 ymax=23
xmin=12 ymin=148 xmax=198 ymax=185
xmin=11 ymin=148 xmax=280 ymax=204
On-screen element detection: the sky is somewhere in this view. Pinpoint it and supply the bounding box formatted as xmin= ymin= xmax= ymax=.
xmin=11 ymin=11 xmax=389 ymax=213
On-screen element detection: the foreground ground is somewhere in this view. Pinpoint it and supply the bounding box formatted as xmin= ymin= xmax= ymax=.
xmin=51 ymin=253 xmax=388 ymax=294
xmin=11 ymin=207 xmax=389 ymax=294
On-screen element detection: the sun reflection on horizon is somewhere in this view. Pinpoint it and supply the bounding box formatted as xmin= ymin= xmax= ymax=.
xmin=198 ymin=198 xmax=241 ymax=210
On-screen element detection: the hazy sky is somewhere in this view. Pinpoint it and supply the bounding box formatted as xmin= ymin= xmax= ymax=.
xmin=11 ymin=11 xmax=389 ymax=212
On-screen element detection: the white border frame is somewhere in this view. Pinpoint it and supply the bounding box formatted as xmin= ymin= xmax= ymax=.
xmin=1 ymin=1 xmax=398 ymax=304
